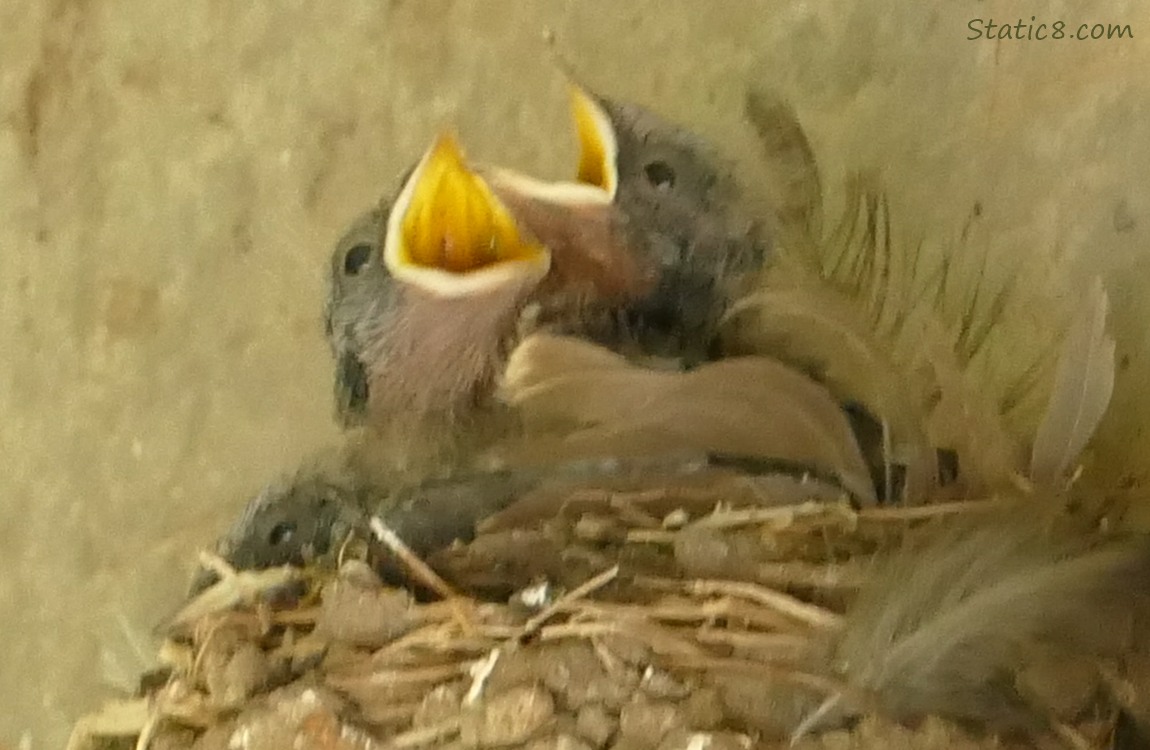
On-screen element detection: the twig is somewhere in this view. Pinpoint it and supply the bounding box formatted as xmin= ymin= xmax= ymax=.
xmin=157 ymin=639 xmax=194 ymax=673
xmin=539 ymin=620 xmax=707 ymax=657
xmin=327 ymin=663 xmax=467 ymax=689
xmin=700 ymin=580 xmax=843 ymax=630
xmin=668 ymin=654 xmax=847 ymax=695
xmin=628 ymin=501 xmax=859 ymax=544
xmin=691 ymin=501 xmax=856 ymax=530
xmin=610 ymin=498 xmax=664 ymax=528
xmin=465 ymin=649 xmax=501 ymax=705
xmin=521 ymin=565 xmax=619 ymax=635
xmin=369 ymin=517 xmax=459 ymax=600
xmin=133 ymin=680 xmax=212 ymax=750
xmin=590 ymin=637 xmax=627 ymax=675
xmin=691 ymin=629 xmax=812 ymax=661
xmin=369 ymin=516 xmax=480 ymax=635
xmin=159 ymin=553 xmax=302 ymax=634
xmin=857 ymin=498 xmax=1003 ymax=522
xmin=133 ymin=709 xmax=160 ymax=750
xmin=636 ymin=577 xmax=843 ymax=631
xmin=176 ymin=605 xmax=321 ymax=633
xmin=626 ymin=529 xmax=678 ymax=544
xmin=190 ymin=616 xmax=231 ymax=683
xmin=64 ymin=700 xmax=151 ymax=750
xmin=754 ymin=560 xmax=865 ymax=591
xmin=409 ymin=600 xmax=508 ymax=625
xmin=567 ymin=597 xmax=800 ymax=632
xmin=386 ymin=718 xmax=462 ymax=749
xmin=370 ymin=621 xmax=496 ymax=660
xmin=199 ymin=550 xmax=234 ymax=579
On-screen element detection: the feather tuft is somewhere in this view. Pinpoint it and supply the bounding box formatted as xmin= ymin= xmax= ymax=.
xmin=1029 ymin=277 xmax=1116 ymax=488
xmin=807 ymin=512 xmax=1150 ymax=734
xmin=728 ymin=173 xmax=1045 ymax=498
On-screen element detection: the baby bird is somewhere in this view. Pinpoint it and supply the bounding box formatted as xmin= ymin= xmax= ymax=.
xmin=324 ymin=133 xmax=658 ymax=473
xmin=324 ymin=86 xmax=773 ymax=475
xmin=549 ymin=83 xmax=769 ymax=363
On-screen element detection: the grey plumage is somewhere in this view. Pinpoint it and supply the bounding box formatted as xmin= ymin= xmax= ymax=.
xmin=191 ymin=450 xmax=826 ymax=595
xmin=324 ymin=201 xmax=523 ymax=468
xmin=800 ymin=511 xmax=1150 ymax=738
xmin=564 ymin=88 xmax=769 ymax=365
xmin=319 ymin=94 xmax=775 ymax=469
xmin=189 ymin=447 xmax=534 ymax=594
xmin=324 ymin=208 xmax=389 ymax=427
xmin=188 ymin=453 xmax=371 ymax=595
xmin=743 ymin=88 xmax=823 ymax=245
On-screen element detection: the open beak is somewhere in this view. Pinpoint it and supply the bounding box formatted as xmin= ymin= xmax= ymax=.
xmin=479 ymin=164 xmax=652 ymax=300
xmin=462 ymin=86 xmax=652 ymax=301
xmin=384 ymin=133 xmax=551 ymax=298
xmin=473 ymin=82 xmax=622 ymax=216
xmin=568 ymin=83 xmax=619 ymax=198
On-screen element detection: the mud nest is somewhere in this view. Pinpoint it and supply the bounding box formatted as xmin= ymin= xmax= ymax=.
xmin=68 ymin=467 xmax=1136 ymax=750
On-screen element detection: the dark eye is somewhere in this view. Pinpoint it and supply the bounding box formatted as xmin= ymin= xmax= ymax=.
xmin=343 ymin=243 xmax=373 ymax=276
xmin=268 ymin=521 xmax=296 ymax=546
xmin=643 ymin=160 xmax=676 ymax=190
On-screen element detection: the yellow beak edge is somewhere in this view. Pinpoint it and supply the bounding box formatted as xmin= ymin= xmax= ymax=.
xmin=569 ymin=84 xmax=618 ymax=197
xmin=384 ymin=133 xmax=551 ymax=297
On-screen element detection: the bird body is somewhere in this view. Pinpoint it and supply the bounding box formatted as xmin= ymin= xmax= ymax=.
xmin=322 ymin=135 xmax=650 ymax=474
xmin=321 ymin=86 xmax=786 ymax=481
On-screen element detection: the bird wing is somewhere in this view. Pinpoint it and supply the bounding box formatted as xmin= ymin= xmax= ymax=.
xmin=496 ymin=332 xmax=876 ymax=504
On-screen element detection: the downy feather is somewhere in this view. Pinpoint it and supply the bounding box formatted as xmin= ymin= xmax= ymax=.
xmin=1029 ymin=277 xmax=1116 ymax=488
xmin=806 ymin=512 xmax=1150 ymax=734
xmin=729 ymin=110 xmax=1054 ymax=497
xmin=743 ymin=89 xmax=823 ymax=249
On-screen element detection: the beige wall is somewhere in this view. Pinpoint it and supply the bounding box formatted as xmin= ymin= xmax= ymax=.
xmin=1 ymin=0 xmax=1147 ymax=746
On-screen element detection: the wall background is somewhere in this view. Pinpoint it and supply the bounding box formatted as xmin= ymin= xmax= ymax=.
xmin=1 ymin=1 xmax=1147 ymax=746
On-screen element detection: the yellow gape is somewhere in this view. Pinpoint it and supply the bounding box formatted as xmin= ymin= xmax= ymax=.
xmin=386 ymin=132 xmax=550 ymax=297
xmin=569 ymin=85 xmax=618 ymax=197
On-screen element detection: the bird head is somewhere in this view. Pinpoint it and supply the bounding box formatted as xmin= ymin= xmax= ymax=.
xmin=561 ymin=82 xmax=769 ymax=364
xmin=325 ymin=131 xmax=657 ymax=471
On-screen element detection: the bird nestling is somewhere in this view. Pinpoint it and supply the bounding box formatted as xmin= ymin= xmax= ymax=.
xmin=324 ymin=85 xmax=776 ymax=478
xmin=186 ymin=443 xmax=543 ymax=595
xmin=491 ymin=83 xmax=769 ymax=365
xmin=324 ymin=131 xmax=659 ymax=474
xmin=187 ymin=446 xmax=856 ymax=597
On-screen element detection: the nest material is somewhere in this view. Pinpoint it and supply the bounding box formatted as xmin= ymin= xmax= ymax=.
xmin=68 ymin=475 xmax=1121 ymax=750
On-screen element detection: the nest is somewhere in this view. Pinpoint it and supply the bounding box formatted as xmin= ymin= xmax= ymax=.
xmin=67 ymin=468 xmax=1107 ymax=750
xmin=60 ymin=65 xmax=1134 ymax=750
